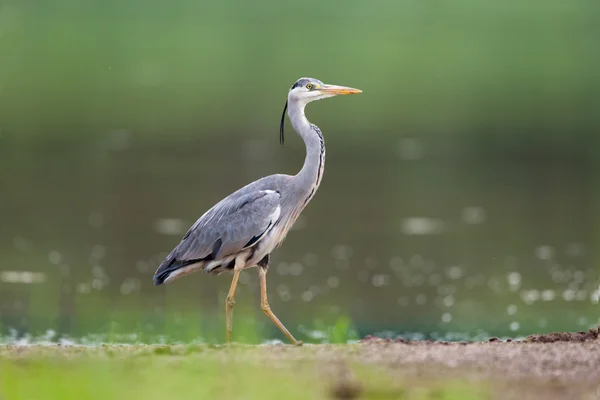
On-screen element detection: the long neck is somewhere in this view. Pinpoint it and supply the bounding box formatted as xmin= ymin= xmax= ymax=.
xmin=288 ymin=99 xmax=326 ymax=202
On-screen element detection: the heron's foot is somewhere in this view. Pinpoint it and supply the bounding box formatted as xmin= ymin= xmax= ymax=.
xmin=293 ymin=340 xmax=304 ymax=346
xmin=225 ymin=296 xmax=236 ymax=343
xmin=225 ymin=268 xmax=241 ymax=345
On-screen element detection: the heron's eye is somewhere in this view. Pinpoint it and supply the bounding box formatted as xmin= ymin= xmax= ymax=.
xmin=306 ymin=83 xmax=314 ymax=90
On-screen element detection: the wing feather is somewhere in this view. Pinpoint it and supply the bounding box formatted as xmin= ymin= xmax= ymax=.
xmin=171 ymin=189 xmax=282 ymax=263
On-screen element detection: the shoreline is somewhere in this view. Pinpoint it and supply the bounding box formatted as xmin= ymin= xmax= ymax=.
xmin=2 ymin=328 xmax=598 ymax=400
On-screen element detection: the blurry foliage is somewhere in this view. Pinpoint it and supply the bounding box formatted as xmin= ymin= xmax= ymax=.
xmin=330 ymin=316 xmax=360 ymax=344
xmin=0 ymin=0 xmax=598 ymax=151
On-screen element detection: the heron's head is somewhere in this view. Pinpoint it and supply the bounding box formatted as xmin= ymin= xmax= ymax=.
xmin=280 ymin=77 xmax=361 ymax=144
xmin=287 ymin=77 xmax=362 ymax=103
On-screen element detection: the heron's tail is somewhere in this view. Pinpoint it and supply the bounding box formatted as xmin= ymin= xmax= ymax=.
xmin=153 ymin=255 xmax=198 ymax=286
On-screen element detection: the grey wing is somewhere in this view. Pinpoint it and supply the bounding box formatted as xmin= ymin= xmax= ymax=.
xmin=171 ymin=189 xmax=281 ymax=263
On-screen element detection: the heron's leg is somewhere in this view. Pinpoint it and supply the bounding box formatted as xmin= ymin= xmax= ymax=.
xmin=225 ymin=268 xmax=242 ymax=343
xmin=258 ymin=266 xmax=303 ymax=346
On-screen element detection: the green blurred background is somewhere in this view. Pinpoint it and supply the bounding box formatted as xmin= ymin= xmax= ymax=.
xmin=0 ymin=0 xmax=599 ymax=343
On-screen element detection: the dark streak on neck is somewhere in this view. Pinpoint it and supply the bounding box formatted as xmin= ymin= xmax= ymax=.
xmin=302 ymin=125 xmax=325 ymax=206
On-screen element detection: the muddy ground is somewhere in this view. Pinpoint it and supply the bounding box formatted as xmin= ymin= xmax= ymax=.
xmin=253 ymin=328 xmax=600 ymax=399
xmin=352 ymin=328 xmax=600 ymax=399
xmin=1 ymin=327 xmax=599 ymax=400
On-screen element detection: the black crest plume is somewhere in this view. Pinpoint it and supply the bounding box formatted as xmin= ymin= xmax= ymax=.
xmin=279 ymin=100 xmax=288 ymax=145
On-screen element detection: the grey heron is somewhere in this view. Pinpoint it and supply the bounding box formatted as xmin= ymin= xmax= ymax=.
xmin=152 ymin=77 xmax=362 ymax=345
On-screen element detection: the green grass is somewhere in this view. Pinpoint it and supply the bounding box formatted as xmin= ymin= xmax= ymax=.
xmin=4 ymin=309 xmax=359 ymax=345
xmin=1 ymin=350 xmax=317 ymax=400
xmin=0 ymin=345 xmax=488 ymax=400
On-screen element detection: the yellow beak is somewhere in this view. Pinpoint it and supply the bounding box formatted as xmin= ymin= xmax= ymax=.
xmin=318 ymin=84 xmax=362 ymax=95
